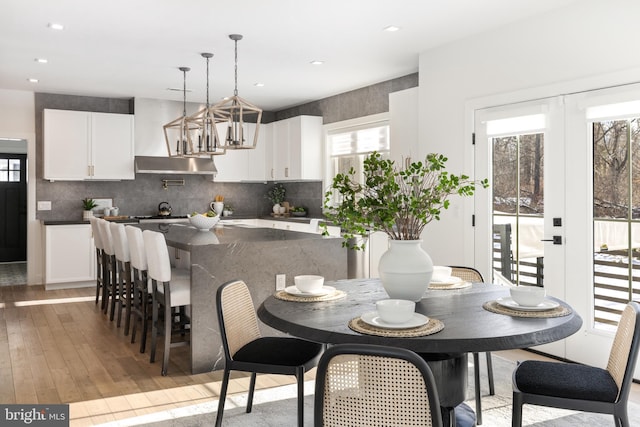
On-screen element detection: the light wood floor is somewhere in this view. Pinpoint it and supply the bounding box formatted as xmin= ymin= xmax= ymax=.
xmin=0 ymin=284 xmax=307 ymax=426
xmin=1 ymin=284 xmax=638 ymax=426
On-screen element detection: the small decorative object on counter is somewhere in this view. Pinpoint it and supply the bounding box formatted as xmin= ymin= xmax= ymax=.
xmin=158 ymin=201 xmax=172 ymax=216
xmin=211 ymin=194 xmax=224 ymax=216
xmin=222 ymin=204 xmax=233 ymax=216
xmin=81 ymin=198 xmax=98 ymax=220
xmin=188 ymin=210 xmax=220 ymax=231
xmin=290 ymin=206 xmax=307 ymax=217
xmin=266 ymin=183 xmax=286 ymax=214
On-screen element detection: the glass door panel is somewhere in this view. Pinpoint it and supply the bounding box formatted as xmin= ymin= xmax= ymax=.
xmin=592 ymin=118 xmax=640 ymax=330
xmin=492 ymin=133 xmax=545 ymax=286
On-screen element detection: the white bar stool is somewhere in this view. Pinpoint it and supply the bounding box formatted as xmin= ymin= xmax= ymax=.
xmin=89 ymin=217 xmax=105 ymax=309
xmin=143 ymin=229 xmax=191 ymax=376
xmin=126 ymin=225 xmax=151 ymax=353
xmin=97 ymin=218 xmax=119 ymax=321
xmin=110 ymin=222 xmax=134 ymax=334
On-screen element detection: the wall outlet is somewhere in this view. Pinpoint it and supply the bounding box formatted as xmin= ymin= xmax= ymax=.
xmin=37 ymin=201 xmax=52 ymax=210
xmin=276 ymin=274 xmax=286 ymax=290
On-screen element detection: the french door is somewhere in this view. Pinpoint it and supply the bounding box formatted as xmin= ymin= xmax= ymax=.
xmin=475 ymin=98 xmax=567 ymax=358
xmin=475 ymin=85 xmax=640 ymax=378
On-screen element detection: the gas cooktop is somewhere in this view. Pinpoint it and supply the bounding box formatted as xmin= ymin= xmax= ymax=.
xmin=134 ymin=215 xmax=188 ymax=220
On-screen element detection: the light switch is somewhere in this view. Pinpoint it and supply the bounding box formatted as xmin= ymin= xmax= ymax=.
xmin=276 ymin=274 xmax=286 ymax=290
xmin=37 ymin=201 xmax=52 ymax=211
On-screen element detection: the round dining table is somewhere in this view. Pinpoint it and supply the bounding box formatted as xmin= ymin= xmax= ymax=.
xmin=257 ymin=278 xmax=582 ymax=425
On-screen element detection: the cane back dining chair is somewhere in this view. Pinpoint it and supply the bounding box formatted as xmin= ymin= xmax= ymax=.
xmin=314 ymin=343 xmax=443 ymax=427
xmin=215 ymin=279 xmax=323 ymax=427
xmin=512 ymin=301 xmax=640 ymax=427
xmin=419 ymin=265 xmax=493 ymax=425
xmin=451 ymin=266 xmax=494 ymax=425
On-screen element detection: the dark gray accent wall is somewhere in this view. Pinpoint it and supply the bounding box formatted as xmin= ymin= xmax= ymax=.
xmin=274 ymin=73 xmax=418 ymax=124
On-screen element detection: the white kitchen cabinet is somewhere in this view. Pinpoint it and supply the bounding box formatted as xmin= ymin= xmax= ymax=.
xmin=255 ymin=218 xmax=341 ymax=236
xmin=44 ymin=109 xmax=135 ymax=180
xmin=214 ymin=122 xmax=269 ymax=182
xmin=45 ymin=224 xmax=96 ymax=286
xmin=270 ymin=116 xmax=323 ymax=180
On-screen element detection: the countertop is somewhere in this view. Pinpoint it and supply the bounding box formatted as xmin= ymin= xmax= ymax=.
xmin=134 ymin=222 xmax=336 ymax=251
xmin=42 ymin=215 xmax=329 ymax=226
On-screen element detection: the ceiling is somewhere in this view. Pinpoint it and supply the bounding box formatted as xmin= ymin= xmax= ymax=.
xmin=1 ymin=0 xmax=580 ymax=111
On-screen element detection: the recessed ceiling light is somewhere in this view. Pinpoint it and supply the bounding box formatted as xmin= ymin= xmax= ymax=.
xmin=310 ymin=60 xmax=324 ymax=66
xmin=254 ymin=83 xmax=264 ymax=87
xmin=28 ymin=78 xmax=39 ymax=83
xmin=35 ymin=58 xmax=48 ymax=63
xmin=383 ymin=25 xmax=400 ymax=32
xmin=48 ymin=22 xmax=64 ymax=30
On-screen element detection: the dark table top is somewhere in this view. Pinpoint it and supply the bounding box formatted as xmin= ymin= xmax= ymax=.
xmin=258 ymin=279 xmax=583 ymax=354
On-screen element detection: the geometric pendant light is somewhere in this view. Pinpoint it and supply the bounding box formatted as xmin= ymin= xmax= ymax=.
xmin=163 ymin=67 xmax=199 ymax=157
xmin=186 ymin=53 xmax=226 ymax=156
xmin=211 ymin=34 xmax=262 ymax=149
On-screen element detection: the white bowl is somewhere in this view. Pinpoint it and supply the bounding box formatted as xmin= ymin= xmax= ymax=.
xmin=188 ymin=213 xmax=220 ymax=231
xmin=510 ymin=286 xmax=546 ymax=307
xmin=432 ymin=266 xmax=453 ymax=282
xmin=294 ymin=275 xmax=324 ymax=293
xmin=376 ymin=299 xmax=416 ymax=324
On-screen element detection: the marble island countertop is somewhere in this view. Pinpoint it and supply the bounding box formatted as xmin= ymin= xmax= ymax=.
xmin=42 ymin=215 xmax=332 ymax=226
xmin=134 ymin=222 xmax=336 ymax=251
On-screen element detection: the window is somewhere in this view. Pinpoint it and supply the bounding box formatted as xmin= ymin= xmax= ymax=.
xmin=326 ymin=120 xmax=390 ymax=204
xmin=0 ymin=158 xmax=21 ymax=182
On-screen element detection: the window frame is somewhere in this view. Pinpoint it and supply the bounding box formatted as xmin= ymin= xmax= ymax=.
xmin=323 ymin=113 xmax=390 ymax=207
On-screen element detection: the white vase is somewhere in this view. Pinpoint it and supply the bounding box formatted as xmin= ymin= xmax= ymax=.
xmin=378 ymin=240 xmax=433 ymax=302
xmin=273 ymin=203 xmax=281 ymax=214
xmin=83 ymin=210 xmax=93 ymax=220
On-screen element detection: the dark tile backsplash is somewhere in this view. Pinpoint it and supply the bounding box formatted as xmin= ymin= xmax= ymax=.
xmin=36 ymin=175 xmax=324 ymax=221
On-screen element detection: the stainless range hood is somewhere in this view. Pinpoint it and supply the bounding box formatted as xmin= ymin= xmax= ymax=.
xmin=135 ymin=156 xmax=217 ymax=175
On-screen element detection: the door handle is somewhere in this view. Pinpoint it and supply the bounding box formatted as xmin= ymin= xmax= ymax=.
xmin=541 ymin=236 xmax=562 ymax=245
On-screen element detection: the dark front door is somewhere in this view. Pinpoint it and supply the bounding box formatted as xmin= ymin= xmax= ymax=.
xmin=0 ymin=154 xmax=27 ymax=262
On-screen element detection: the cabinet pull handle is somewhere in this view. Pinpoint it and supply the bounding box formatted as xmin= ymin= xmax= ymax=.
xmin=285 ymin=167 xmax=289 ymax=177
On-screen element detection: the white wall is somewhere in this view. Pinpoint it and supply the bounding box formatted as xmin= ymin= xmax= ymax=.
xmin=0 ymin=89 xmax=40 ymax=284
xmin=389 ymin=87 xmax=419 ymax=166
xmin=418 ymin=0 xmax=640 ymax=265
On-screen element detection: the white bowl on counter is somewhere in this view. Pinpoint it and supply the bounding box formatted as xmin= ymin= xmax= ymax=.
xmin=188 ymin=213 xmax=220 ymax=231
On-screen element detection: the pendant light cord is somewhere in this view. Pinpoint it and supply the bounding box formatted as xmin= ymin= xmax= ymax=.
xmin=233 ymin=38 xmax=239 ymax=97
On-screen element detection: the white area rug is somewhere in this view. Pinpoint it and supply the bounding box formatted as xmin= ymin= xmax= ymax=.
xmin=97 ymin=355 xmax=640 ymax=426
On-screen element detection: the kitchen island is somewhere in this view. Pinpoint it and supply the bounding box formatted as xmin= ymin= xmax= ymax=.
xmin=135 ymin=222 xmax=347 ymax=374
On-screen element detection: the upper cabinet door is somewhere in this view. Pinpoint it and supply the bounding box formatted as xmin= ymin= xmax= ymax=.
xmin=43 ymin=109 xmax=135 ymax=181
xmin=43 ymin=109 xmax=91 ymax=180
xmin=271 ymin=116 xmax=323 ymax=181
xmin=91 ymin=112 xmax=135 ymax=180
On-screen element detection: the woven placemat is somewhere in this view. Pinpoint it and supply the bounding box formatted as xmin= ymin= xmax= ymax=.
xmin=348 ymin=316 xmax=444 ymax=337
xmin=428 ymin=281 xmax=472 ymax=290
xmin=483 ymin=300 xmax=572 ymax=318
xmin=275 ymin=289 xmax=347 ymax=302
